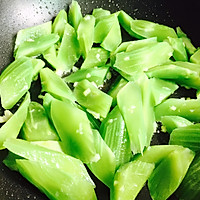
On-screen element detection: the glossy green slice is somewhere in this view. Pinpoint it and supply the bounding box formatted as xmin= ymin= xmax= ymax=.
xmin=169 ymin=123 xmax=200 ymax=152
xmin=161 ymin=115 xmax=193 ymax=133
xmin=88 ymin=129 xmax=116 ymax=188
xmin=0 ymin=93 xmax=30 ymax=149
xmin=100 ymin=106 xmax=132 ymax=169
xmin=16 ymin=159 xmax=97 ymax=200
xmin=155 ymin=98 xmax=200 ymax=122
xmin=74 ymin=79 xmax=113 ymax=119
xmin=21 ymin=101 xmax=59 ymax=141
xmin=51 ymin=99 xmax=97 ymax=163
xmin=148 ymin=148 xmax=195 ymax=200
xmin=40 ymin=67 xmax=76 ymax=102
xmin=117 ymin=81 xmax=147 ymax=154
xmin=112 ymin=160 xmax=155 ymax=200
xmin=0 ymin=57 xmax=33 ymax=109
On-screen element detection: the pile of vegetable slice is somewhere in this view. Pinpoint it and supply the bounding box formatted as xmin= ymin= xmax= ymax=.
xmin=0 ymin=1 xmax=200 ymax=199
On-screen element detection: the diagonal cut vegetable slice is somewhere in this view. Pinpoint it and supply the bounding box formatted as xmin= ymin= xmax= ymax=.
xmin=148 ymin=148 xmax=195 ymax=200
xmin=169 ymin=123 xmax=200 ymax=152
xmin=111 ymin=160 xmax=155 ymax=200
xmin=113 ymin=41 xmax=173 ymax=80
xmin=3 ymin=138 xmax=95 ymax=186
xmin=130 ymin=19 xmax=177 ymax=41
xmin=100 ymin=105 xmax=132 ymax=169
xmin=117 ymin=81 xmax=147 ymax=154
xmin=0 ymin=57 xmax=33 ymax=109
xmin=51 ymin=98 xmax=97 ymax=163
xmin=0 ymin=93 xmax=30 ymax=149
xmin=16 ymin=159 xmax=97 ymax=200
xmin=88 ymin=129 xmax=116 ymax=188
xmin=74 ymin=79 xmax=113 ymax=119
xmin=155 ymin=98 xmax=200 ymax=122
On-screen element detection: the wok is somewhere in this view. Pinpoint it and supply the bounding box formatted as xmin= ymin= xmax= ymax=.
xmin=0 ymin=0 xmax=199 ymax=199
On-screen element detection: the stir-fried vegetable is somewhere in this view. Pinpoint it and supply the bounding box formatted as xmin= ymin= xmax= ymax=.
xmin=0 ymin=1 xmax=199 ymax=200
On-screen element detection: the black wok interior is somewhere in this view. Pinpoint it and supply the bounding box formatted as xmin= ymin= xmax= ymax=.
xmin=0 ymin=0 xmax=200 ymax=199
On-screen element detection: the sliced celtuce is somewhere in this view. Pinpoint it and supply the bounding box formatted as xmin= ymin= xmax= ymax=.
xmin=64 ymin=66 xmax=109 ymax=87
xmin=149 ymin=78 xmax=178 ymax=106
xmin=56 ymin=23 xmax=80 ymax=71
xmin=51 ymin=99 xmax=97 ymax=163
xmin=15 ymin=34 xmax=59 ymax=58
xmin=87 ymin=129 xmax=116 ymax=188
xmin=130 ymin=19 xmax=177 ymax=41
xmin=146 ymin=61 xmax=200 ymax=90
xmin=40 ymin=67 xmax=76 ymax=102
xmin=14 ymin=21 xmax=52 ymax=53
xmin=117 ymin=81 xmax=147 ymax=154
xmin=16 ymin=159 xmax=97 ymax=200
xmin=3 ymin=138 xmax=95 ymax=186
xmin=0 ymin=93 xmax=30 ymax=149
xmin=176 ymin=26 xmax=196 ymax=55
xmin=100 ymin=106 xmax=132 ymax=169
xmin=113 ymin=41 xmax=173 ymax=80
xmin=73 ymin=79 xmax=113 ymax=119
xmin=176 ymin=152 xmax=200 ymax=200
xmin=52 ymin=9 xmax=68 ymax=39
xmin=165 ymin=36 xmax=188 ymax=61
xmin=77 ymin=15 xmax=95 ymax=58
xmin=148 ymin=148 xmax=195 ymax=200
xmin=68 ymin=0 xmax=83 ymax=30
xmin=155 ymin=98 xmax=200 ymax=122
xmin=161 ymin=115 xmax=193 ymax=134
xmin=21 ymin=101 xmax=59 ymax=141
xmin=0 ymin=57 xmax=33 ymax=109
xmin=111 ymin=160 xmax=155 ymax=200
xmin=169 ymin=123 xmax=200 ymax=152
xmin=81 ymin=47 xmax=109 ymax=69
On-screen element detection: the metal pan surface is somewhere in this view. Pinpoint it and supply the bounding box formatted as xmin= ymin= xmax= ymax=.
xmin=0 ymin=0 xmax=200 ymax=199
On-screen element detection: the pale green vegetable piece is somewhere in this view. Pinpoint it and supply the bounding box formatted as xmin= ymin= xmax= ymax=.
xmin=52 ymin=9 xmax=68 ymax=38
xmin=14 ymin=21 xmax=52 ymax=53
xmin=68 ymin=0 xmax=83 ymax=30
xmin=21 ymin=101 xmax=59 ymax=141
xmin=100 ymin=15 xmax=122 ymax=52
xmin=0 ymin=57 xmax=33 ymax=109
xmin=166 ymin=36 xmax=188 ymax=61
xmin=0 ymin=93 xmax=30 ymax=149
xmin=117 ymin=81 xmax=147 ymax=154
xmin=15 ymin=34 xmax=59 ymax=58
xmin=148 ymin=148 xmax=195 ymax=200
xmin=81 ymin=47 xmax=109 ymax=69
xmin=190 ymin=48 xmax=200 ymax=64
xmin=16 ymin=159 xmax=97 ymax=200
xmin=57 ymin=23 xmax=80 ymax=71
xmin=51 ymin=99 xmax=97 ymax=163
xmin=169 ymin=123 xmax=200 ymax=152
xmin=114 ymin=41 xmax=173 ymax=80
xmin=131 ymin=19 xmax=177 ymax=41
xmin=161 ymin=115 xmax=193 ymax=133
xmin=74 ymin=79 xmax=113 ymax=119
xmin=77 ymin=15 xmax=95 ymax=58
xmin=40 ymin=67 xmax=76 ymax=102
xmin=100 ymin=106 xmax=132 ymax=169
xmin=111 ymin=160 xmax=155 ymax=200
xmin=88 ymin=129 xmax=116 ymax=188
xmin=3 ymin=138 xmax=95 ymax=186
xmin=176 ymin=26 xmax=196 ymax=55
xmin=155 ymin=98 xmax=200 ymax=122
xmin=149 ymin=78 xmax=178 ymax=106
xmin=64 ymin=66 xmax=109 ymax=87
xmin=134 ymin=145 xmax=187 ymax=167
xmin=92 ymin=8 xmax=111 ymax=22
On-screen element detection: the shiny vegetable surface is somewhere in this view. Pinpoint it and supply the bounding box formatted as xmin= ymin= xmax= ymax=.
xmin=0 ymin=1 xmax=199 ymax=200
